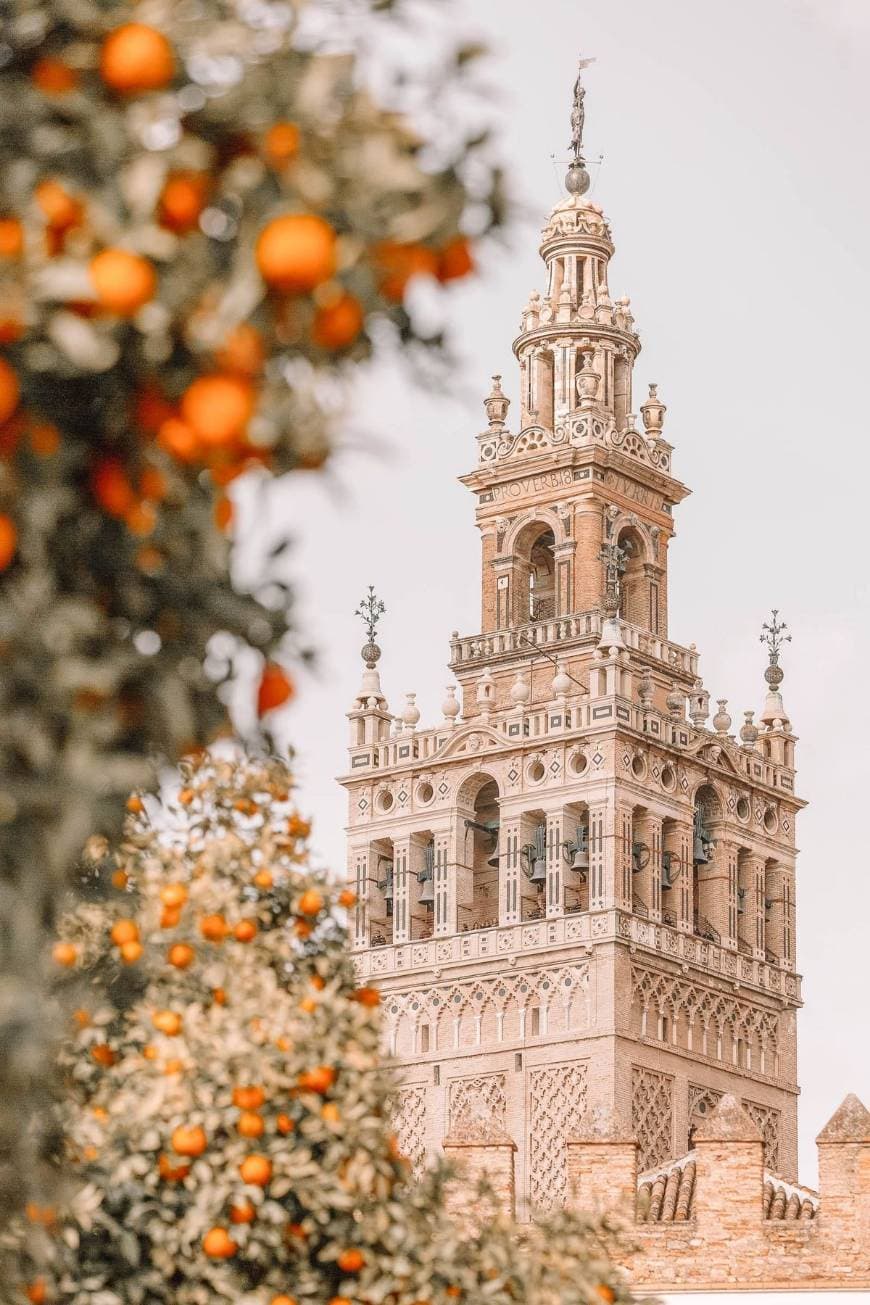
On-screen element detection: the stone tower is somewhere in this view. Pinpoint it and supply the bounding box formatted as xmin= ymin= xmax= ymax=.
xmin=340 ymin=64 xmax=802 ymax=1217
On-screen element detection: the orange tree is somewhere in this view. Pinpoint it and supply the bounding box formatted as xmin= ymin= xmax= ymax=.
xmin=0 ymin=0 xmax=503 ymax=1209
xmin=1 ymin=755 xmax=633 ymax=1305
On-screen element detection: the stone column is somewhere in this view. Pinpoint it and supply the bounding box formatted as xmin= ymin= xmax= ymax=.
xmin=392 ymin=837 xmax=411 ymax=943
xmin=573 ymin=495 xmax=604 ymax=612
xmin=434 ymin=828 xmax=455 ymax=937
xmin=498 ymin=815 xmax=522 ymax=925
xmin=545 ymin=809 xmax=564 ymax=918
xmin=587 ymin=801 xmax=608 ymax=911
xmin=615 ymin=804 xmax=634 ymax=912
xmin=633 ymin=810 xmax=662 ymax=921
xmin=351 ymin=845 xmax=369 ymax=949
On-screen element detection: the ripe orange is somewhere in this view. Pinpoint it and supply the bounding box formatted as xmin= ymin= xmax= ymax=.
xmin=437 ymin=236 xmax=475 ymax=283
xmin=158 ymin=1153 xmax=190 ymax=1182
xmin=253 ymin=869 xmax=273 ymax=890
xmin=29 ymin=421 xmax=61 ymax=457
xmin=276 ymin=1113 xmax=295 ymax=1135
xmin=297 ymin=889 xmax=323 ymax=917
xmin=92 ymin=459 xmax=135 ymax=517
xmin=160 ymin=883 xmax=187 ymax=908
xmin=310 ymin=974 xmax=325 ymax=991
xmin=151 ymin=1009 xmax=182 ymax=1036
xmin=25 ymin=1277 xmax=47 ymax=1304
xmin=100 ymin=24 xmax=175 ymax=95
xmin=298 ymin=996 xmax=316 ymax=1015
xmin=212 ymin=987 xmax=227 ymax=1005
xmin=271 ymin=1297 xmax=297 ymax=1305
xmin=263 ymin=121 xmax=300 ymax=167
xmin=214 ymin=494 xmax=233 ymax=532
xmin=293 ymin=919 xmax=313 ymax=940
xmin=167 ymin=943 xmax=195 ymax=969
xmin=157 ymin=416 xmax=200 ymax=463
xmin=287 ymin=814 xmax=310 ymax=838
xmin=160 ymin=905 xmax=182 ymax=929
xmin=595 ymin=1288 xmax=616 ymax=1304
xmin=337 ymin=1248 xmax=365 ymax=1273
xmin=229 ymin=1199 xmax=256 ymax=1224
xmin=232 ymin=1085 xmax=265 ymax=1111
xmin=373 ymin=240 xmax=438 ymax=301
xmin=125 ymin=793 xmax=144 ymax=814
xmin=52 ymin=941 xmax=78 ymax=967
xmin=177 ymin=787 xmax=195 ymax=805
xmin=311 ymin=293 xmax=363 ymax=350
xmin=180 ymin=374 xmax=255 ymax=446
xmin=338 ymin=889 xmax=357 ymax=908
xmin=216 ymin=322 xmax=265 ymax=377
xmin=32 ymin=56 xmax=78 ymax=94
xmin=202 ymin=1226 xmax=237 ymax=1259
xmin=239 ymin=1154 xmax=272 ymax=1186
xmin=199 ymin=913 xmax=227 ymax=942
xmin=255 ymin=214 xmax=336 ymax=293
xmin=91 ymin=1043 xmax=115 ymax=1067
xmin=233 ymin=919 xmax=257 ymax=943
xmin=0 ymin=358 xmax=20 ymax=425
xmin=110 ymin=919 xmax=139 ymax=946
xmin=111 ymin=869 xmax=128 ymax=890
xmin=0 ymin=218 xmax=23 ymax=258
xmin=35 ymin=179 xmax=82 ymax=232
xmin=119 ymin=939 xmax=143 ymax=964
xmin=237 ymin=1111 xmax=265 ymax=1139
xmin=321 ymin=1102 xmax=340 ymax=1123
xmin=163 ymin=1058 xmax=183 ymax=1076
xmin=139 ymin=466 xmax=167 ymax=502
xmin=297 ymin=1065 xmax=335 ymax=1095
xmin=158 ymin=172 xmax=209 ymax=234
xmin=124 ymin=500 xmax=156 ymax=536
xmin=90 ymin=249 xmax=156 ymax=317
xmin=171 ymin=1124 xmax=206 ymax=1156
xmin=353 ymin=986 xmax=380 ymax=1007
xmin=257 ymin=663 xmax=294 ymax=716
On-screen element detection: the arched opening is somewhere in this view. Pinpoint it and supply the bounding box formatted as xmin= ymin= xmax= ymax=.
xmin=410 ymin=830 xmax=436 ymax=941
xmin=519 ymin=807 xmax=548 ymax=921
xmin=458 ymin=776 xmax=500 ymax=932
xmin=616 ymin=526 xmax=647 ymax=628
xmin=736 ymin=847 xmax=754 ymax=955
xmin=528 ymin=529 xmax=556 ymax=621
xmin=692 ymin=784 xmax=720 ymax=941
xmin=368 ymin=836 xmax=395 ymax=947
xmin=660 ymin=817 xmax=681 ymax=927
xmin=562 ymin=800 xmax=590 ymax=914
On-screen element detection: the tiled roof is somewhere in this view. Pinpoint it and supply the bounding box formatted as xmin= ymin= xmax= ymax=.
xmin=636 ymin=1151 xmax=819 ymax=1223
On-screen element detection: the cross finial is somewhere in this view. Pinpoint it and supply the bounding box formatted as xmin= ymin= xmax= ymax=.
xmin=566 ymin=54 xmax=595 ymax=195
xmin=355 ymin=585 xmax=386 ymax=668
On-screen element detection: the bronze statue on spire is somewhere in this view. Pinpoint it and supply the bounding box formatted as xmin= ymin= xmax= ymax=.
xmin=566 ymin=55 xmax=595 ymax=195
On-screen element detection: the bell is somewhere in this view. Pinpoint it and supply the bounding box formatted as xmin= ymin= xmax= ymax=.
xmin=529 ymin=857 xmax=547 ymax=886
xmin=570 ymin=846 xmax=589 ymax=871
xmin=692 ymin=834 xmax=709 ymax=865
xmin=487 ymin=849 xmax=500 ymax=869
xmin=418 ymin=877 xmax=434 ymax=908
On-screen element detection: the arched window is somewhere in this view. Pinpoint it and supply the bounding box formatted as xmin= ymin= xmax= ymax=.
xmin=528 ymin=529 xmax=555 ymax=621
xmin=616 ymin=526 xmax=647 ymax=628
xmin=458 ymin=776 xmax=500 ymax=932
xmin=692 ymin=785 xmax=720 ymax=942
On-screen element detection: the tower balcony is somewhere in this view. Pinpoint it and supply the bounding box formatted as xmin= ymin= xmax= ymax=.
xmin=448 ymin=610 xmax=700 ymax=680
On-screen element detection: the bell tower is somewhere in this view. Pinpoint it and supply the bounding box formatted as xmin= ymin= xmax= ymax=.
xmin=340 ymin=61 xmax=803 ymax=1215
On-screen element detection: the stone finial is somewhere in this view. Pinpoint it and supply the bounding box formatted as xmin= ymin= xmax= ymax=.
xmin=816 ymin=1093 xmax=870 ymax=1144
xmin=666 ymin=683 xmax=684 ymax=719
xmin=640 ymin=382 xmax=667 ymax=436
xmin=402 ymin=692 xmax=420 ymax=730
xmin=759 ymin=609 xmax=791 ymax=728
xmin=576 ymin=351 xmax=601 ymax=406
xmin=712 ymin=698 xmax=732 ymax=735
xmin=693 ymin=1094 xmax=761 ymax=1143
xmin=441 ymin=684 xmax=460 ymax=722
xmin=689 ymin=684 xmax=710 ymax=728
xmin=638 ymin=666 xmax=654 ymax=709
xmin=476 ymin=668 xmax=494 ymax=716
xmin=509 ymin=670 xmax=531 ymax=706
xmin=740 ymin=710 xmax=759 ymax=747
xmin=484 ymin=374 xmax=510 ymax=430
xmin=551 ymin=658 xmax=572 ymax=698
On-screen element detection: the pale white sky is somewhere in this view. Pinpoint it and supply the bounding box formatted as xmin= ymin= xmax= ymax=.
xmin=235 ymin=0 xmax=870 ymax=1209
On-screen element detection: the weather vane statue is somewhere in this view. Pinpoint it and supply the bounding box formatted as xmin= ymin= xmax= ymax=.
xmin=355 ymin=585 xmax=386 ymax=669
xmin=566 ymin=54 xmax=596 ymax=196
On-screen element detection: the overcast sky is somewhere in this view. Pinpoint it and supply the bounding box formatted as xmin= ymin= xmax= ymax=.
xmin=236 ymin=0 xmax=870 ymax=1200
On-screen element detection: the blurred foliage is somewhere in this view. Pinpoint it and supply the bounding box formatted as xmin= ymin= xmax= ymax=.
xmin=0 ymin=755 xmax=639 ymax=1305
xmin=0 ymin=0 xmax=505 ymax=1210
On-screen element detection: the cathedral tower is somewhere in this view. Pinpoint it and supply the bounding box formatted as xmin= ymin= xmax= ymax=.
xmin=340 ymin=64 xmax=803 ymax=1215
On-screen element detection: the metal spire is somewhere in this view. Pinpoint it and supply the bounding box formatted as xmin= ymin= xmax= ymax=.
xmin=355 ymin=585 xmax=386 ymax=669
xmin=566 ymin=55 xmax=595 ymax=196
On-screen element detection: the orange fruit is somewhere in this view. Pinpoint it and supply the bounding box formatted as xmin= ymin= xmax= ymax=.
xmin=353 ymin=986 xmax=380 ymax=1007
xmin=142 ymin=1045 xmax=157 ymax=1060
xmin=29 ymin=421 xmax=60 ymax=457
xmin=311 ymin=293 xmax=363 ymax=350
xmin=310 ymin=974 xmax=325 ymax=991
xmin=233 ymin=919 xmax=257 ymax=943
xmin=125 ymin=793 xmax=144 ymax=814
xmin=152 ymin=1009 xmax=182 ymax=1036
xmin=239 ymin=1154 xmax=271 ymax=1186
xmin=180 ymin=374 xmax=255 ymax=447
xmin=160 ymin=905 xmax=182 ymax=929
xmin=158 ymin=172 xmax=209 ymax=234
xmin=271 ymin=1297 xmax=297 ymax=1305
xmin=232 ymin=1085 xmax=265 ymax=1111
xmin=297 ymin=889 xmax=323 ymax=917
xmin=337 ymin=1248 xmax=365 ymax=1273
xmin=293 ymin=919 xmax=312 ymax=939
xmin=437 ymin=236 xmax=475 ymax=282
xmin=338 ymin=889 xmax=357 ymax=908
xmin=90 ymin=249 xmax=156 ymax=317
xmin=167 ymin=942 xmax=195 ymax=969
xmin=32 ymin=56 xmax=78 ymax=94
xmin=92 ymin=459 xmax=135 ymax=517
xmin=321 ymin=1102 xmax=340 ymax=1123
xmin=276 ymin=1113 xmax=295 ymax=1134
xmin=297 ymin=1065 xmax=335 ymax=1095
xmin=110 ymin=919 xmax=139 ymax=946
xmin=160 ymin=883 xmax=187 ymax=908
xmin=134 ymin=384 xmax=174 ymax=434
xmin=216 ymin=322 xmax=265 ymax=377
xmin=212 ymin=986 xmax=227 ymax=1005
xmin=298 ymin=996 xmax=316 ymax=1015
xmin=0 ymin=218 xmax=23 ymax=258
xmin=202 ymin=1226 xmax=237 ymax=1259
xmin=111 ymin=869 xmax=128 ymax=890
xmin=91 ymin=1043 xmax=115 ymax=1067
xmin=373 ymin=240 xmax=438 ymax=301
xmin=35 ymin=179 xmax=83 ymax=232
xmin=0 ymin=515 xmax=17 ymax=571
xmin=124 ymin=500 xmax=156 ymax=536
xmin=253 ymin=869 xmax=273 ymax=890
xmin=595 ymin=1288 xmax=616 ymax=1304
xmin=257 ymin=663 xmax=293 ymax=716
xmin=52 ymin=941 xmax=78 ymax=967
xmin=100 ymin=24 xmax=175 ymax=95
xmin=73 ymin=1008 xmax=90 ymax=1028
xmin=263 ymin=121 xmax=300 ymax=167
xmin=0 ymin=358 xmax=20 ymax=425
xmin=171 ymin=1125 xmax=206 ymax=1156
xmin=163 ymin=1058 xmax=183 ymax=1076
xmin=139 ymin=466 xmax=167 ymax=502
xmin=177 ymin=787 xmax=195 ymax=805
xmin=255 ymin=214 xmax=336 ymax=293
xmin=237 ymin=1111 xmax=265 ymax=1138
xmin=25 ymin=1278 xmax=47 ymax=1304
xmin=229 ymin=1199 xmax=256 ymax=1224
xmin=119 ymin=939 xmax=143 ymax=964
xmin=158 ymin=1152 xmax=190 ymax=1182
xmin=214 ymin=494 xmax=233 ymax=532
xmin=157 ymin=416 xmax=200 ymax=463
xmin=200 ymin=913 xmax=227 ymax=942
